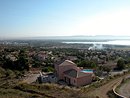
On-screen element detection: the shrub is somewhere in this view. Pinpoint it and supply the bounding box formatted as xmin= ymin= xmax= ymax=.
xmin=42 ymin=66 xmax=54 ymax=72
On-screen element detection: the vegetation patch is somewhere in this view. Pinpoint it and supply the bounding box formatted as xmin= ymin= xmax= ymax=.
xmin=107 ymin=90 xmax=117 ymax=98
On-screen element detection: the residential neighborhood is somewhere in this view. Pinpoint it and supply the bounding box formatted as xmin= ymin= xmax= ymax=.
xmin=1 ymin=0 xmax=130 ymax=98
xmin=1 ymin=40 xmax=130 ymax=98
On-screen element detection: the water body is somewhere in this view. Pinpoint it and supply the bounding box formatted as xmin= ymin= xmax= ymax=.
xmin=62 ymin=40 xmax=130 ymax=46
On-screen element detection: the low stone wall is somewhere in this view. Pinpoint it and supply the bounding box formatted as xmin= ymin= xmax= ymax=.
xmin=112 ymin=79 xmax=127 ymax=98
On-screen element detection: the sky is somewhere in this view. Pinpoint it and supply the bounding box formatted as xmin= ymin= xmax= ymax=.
xmin=0 ymin=0 xmax=130 ymax=38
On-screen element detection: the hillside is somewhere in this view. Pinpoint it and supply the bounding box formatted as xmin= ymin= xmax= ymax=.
xmin=0 ymin=67 xmax=96 ymax=98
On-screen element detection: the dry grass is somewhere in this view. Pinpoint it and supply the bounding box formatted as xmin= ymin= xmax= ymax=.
xmin=1 ymin=66 xmax=129 ymax=98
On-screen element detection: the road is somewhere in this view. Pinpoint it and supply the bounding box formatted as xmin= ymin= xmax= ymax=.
xmin=87 ymin=74 xmax=130 ymax=98
xmin=88 ymin=78 xmax=122 ymax=98
xmin=118 ymin=78 xmax=130 ymax=98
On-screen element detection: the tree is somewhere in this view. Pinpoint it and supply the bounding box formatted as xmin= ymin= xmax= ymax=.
xmin=77 ymin=60 xmax=86 ymax=67
xmin=102 ymin=66 xmax=111 ymax=73
xmin=117 ymin=59 xmax=125 ymax=70
xmin=90 ymin=61 xmax=97 ymax=69
xmin=16 ymin=50 xmax=29 ymax=71
xmin=77 ymin=60 xmax=97 ymax=69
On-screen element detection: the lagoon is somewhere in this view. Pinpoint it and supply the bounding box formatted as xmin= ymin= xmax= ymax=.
xmin=62 ymin=40 xmax=130 ymax=46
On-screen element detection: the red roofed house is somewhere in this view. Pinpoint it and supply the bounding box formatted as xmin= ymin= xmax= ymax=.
xmin=55 ymin=60 xmax=93 ymax=87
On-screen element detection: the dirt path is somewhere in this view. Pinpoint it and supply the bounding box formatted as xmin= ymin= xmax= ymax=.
xmin=87 ymin=74 xmax=130 ymax=98
xmin=88 ymin=78 xmax=122 ymax=98
xmin=118 ymin=79 xmax=130 ymax=98
xmin=23 ymin=73 xmax=40 ymax=84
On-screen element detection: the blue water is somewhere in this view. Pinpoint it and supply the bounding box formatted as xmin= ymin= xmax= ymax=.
xmin=81 ymin=69 xmax=93 ymax=73
xmin=62 ymin=40 xmax=130 ymax=46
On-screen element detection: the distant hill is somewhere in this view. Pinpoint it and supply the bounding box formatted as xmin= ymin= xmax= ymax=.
xmin=28 ymin=35 xmax=130 ymax=40
xmin=1 ymin=35 xmax=130 ymax=40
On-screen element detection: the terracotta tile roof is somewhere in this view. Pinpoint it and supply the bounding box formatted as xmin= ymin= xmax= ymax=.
xmin=64 ymin=69 xmax=77 ymax=78
xmin=64 ymin=69 xmax=91 ymax=78
xmin=59 ymin=60 xmax=76 ymax=66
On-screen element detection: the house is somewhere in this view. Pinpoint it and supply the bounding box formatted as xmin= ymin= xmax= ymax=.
xmin=6 ymin=54 xmax=17 ymax=61
xmin=38 ymin=72 xmax=57 ymax=83
xmin=36 ymin=51 xmax=48 ymax=61
xmin=55 ymin=60 xmax=93 ymax=87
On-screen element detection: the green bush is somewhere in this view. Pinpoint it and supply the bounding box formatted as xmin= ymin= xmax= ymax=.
xmin=42 ymin=66 xmax=54 ymax=72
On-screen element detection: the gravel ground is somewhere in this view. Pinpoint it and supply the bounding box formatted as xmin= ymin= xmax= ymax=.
xmin=23 ymin=73 xmax=40 ymax=84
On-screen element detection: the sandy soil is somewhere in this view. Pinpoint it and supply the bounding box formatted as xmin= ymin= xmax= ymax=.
xmin=23 ymin=73 xmax=40 ymax=84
